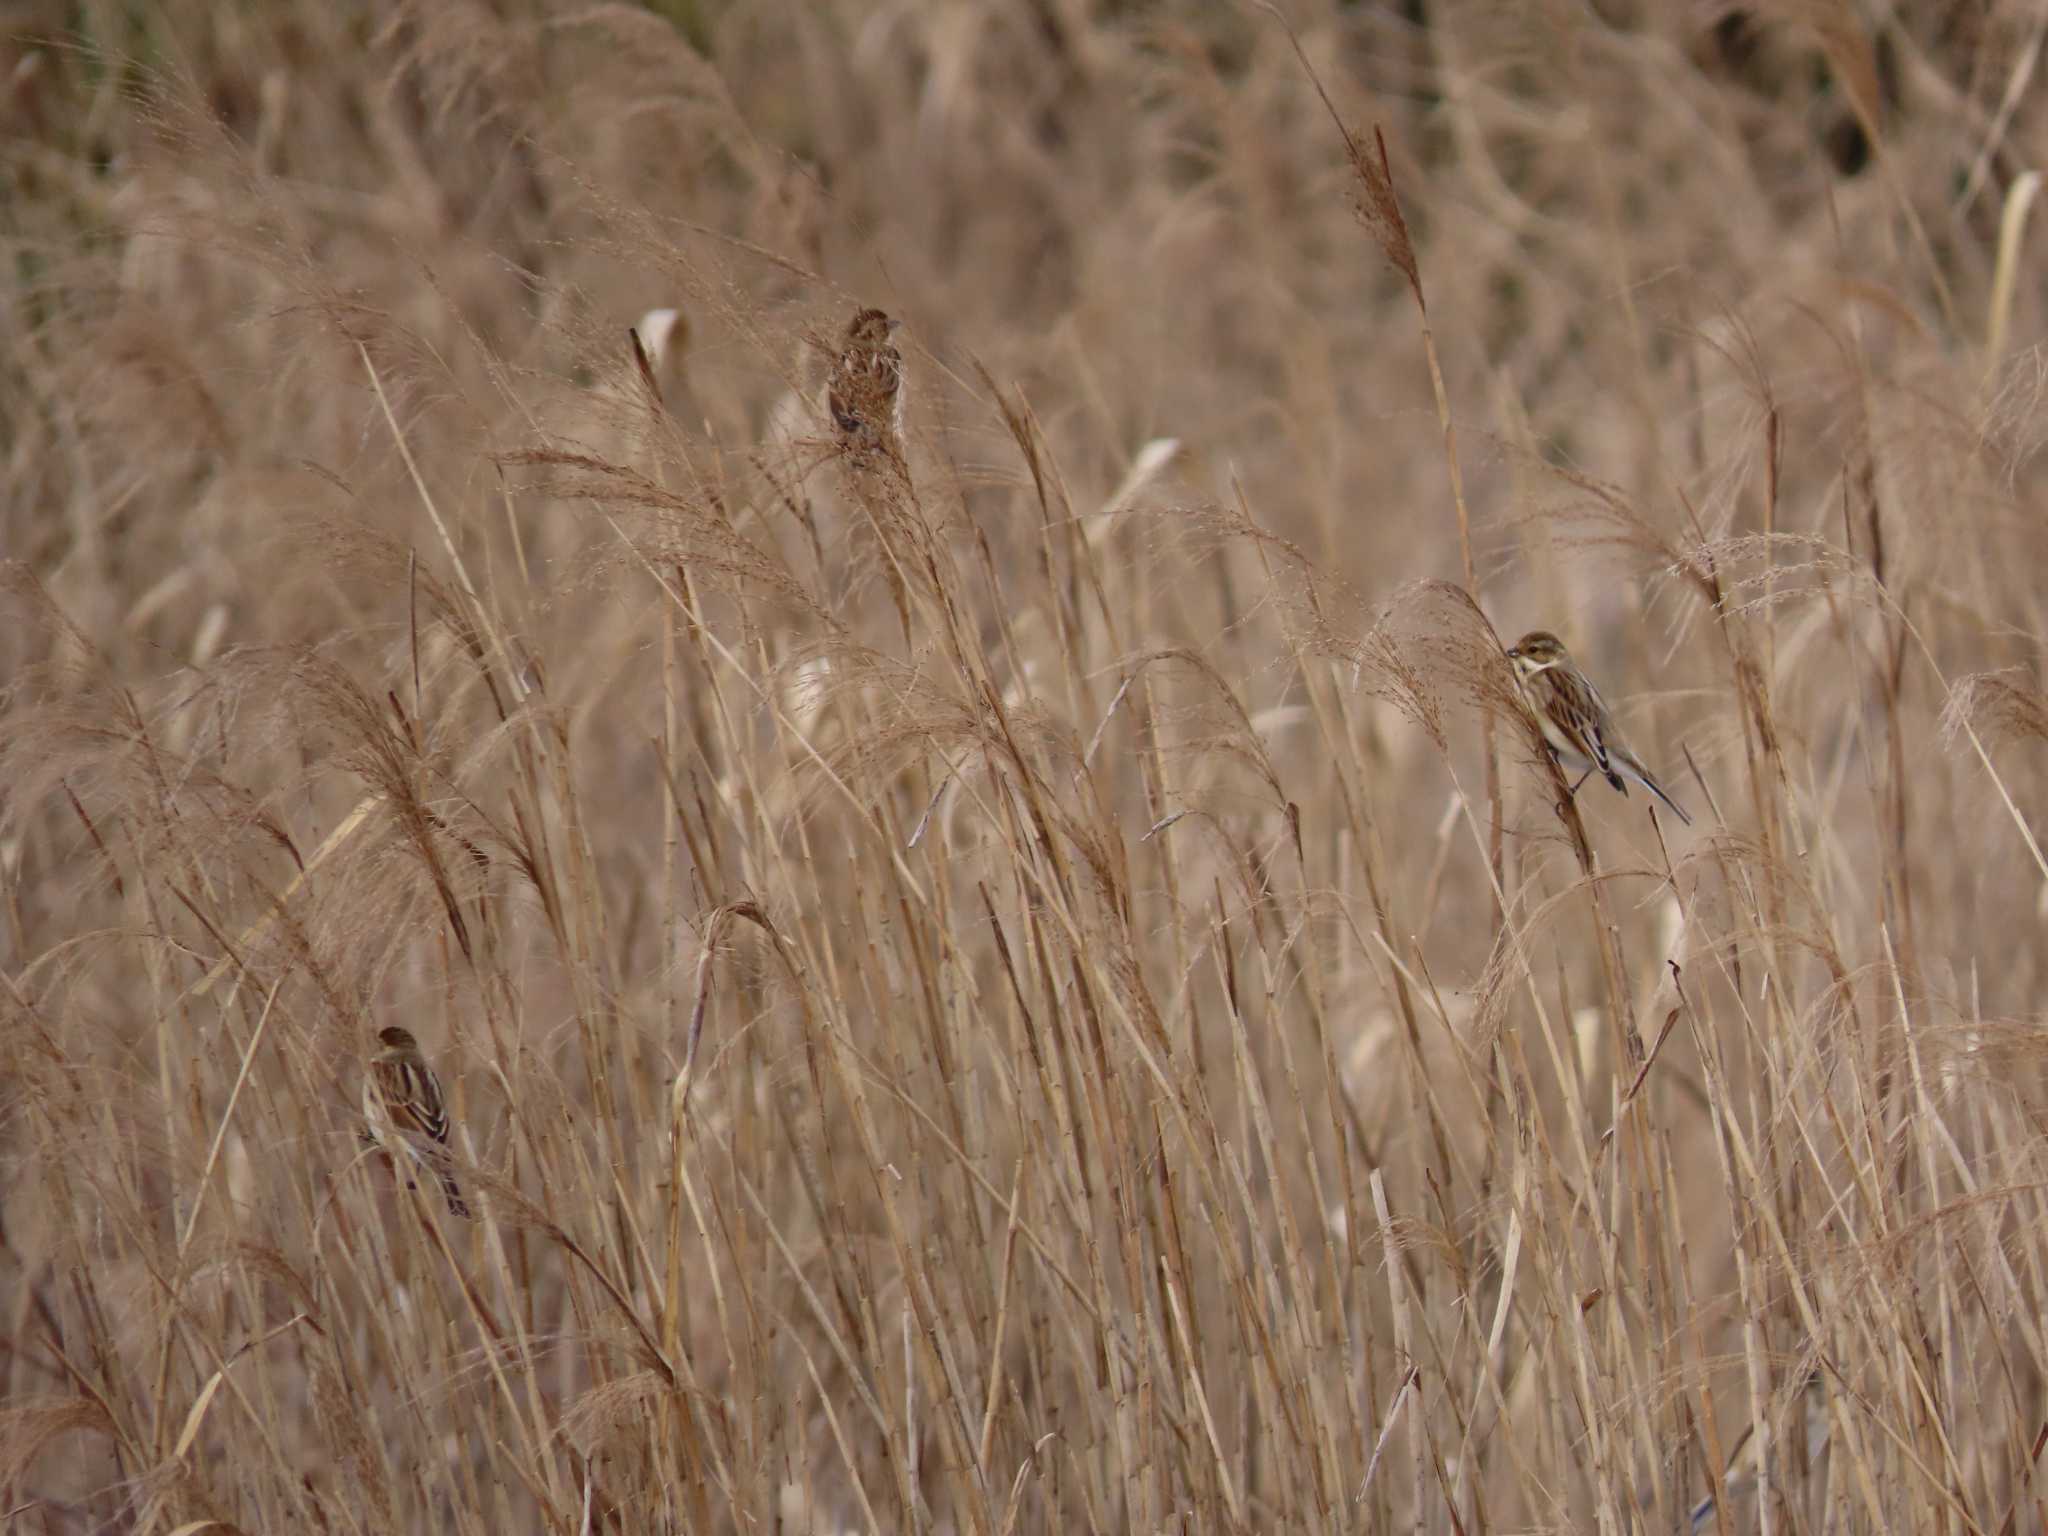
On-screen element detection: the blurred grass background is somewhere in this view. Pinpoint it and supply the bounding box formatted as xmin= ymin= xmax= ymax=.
xmin=7 ymin=1 xmax=2048 ymax=1531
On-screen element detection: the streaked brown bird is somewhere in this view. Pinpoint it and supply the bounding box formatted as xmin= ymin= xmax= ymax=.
xmin=1505 ymin=630 xmax=1692 ymax=826
xmin=361 ymin=1025 xmax=470 ymax=1218
xmin=826 ymin=307 xmax=905 ymax=450
xmin=1689 ymin=1370 xmax=1830 ymax=1531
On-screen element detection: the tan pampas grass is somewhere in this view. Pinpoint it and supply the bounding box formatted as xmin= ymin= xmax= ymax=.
xmin=9 ymin=7 xmax=2048 ymax=1535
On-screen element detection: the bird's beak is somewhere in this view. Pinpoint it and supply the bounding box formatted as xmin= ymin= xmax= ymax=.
xmin=886 ymin=317 xmax=904 ymax=334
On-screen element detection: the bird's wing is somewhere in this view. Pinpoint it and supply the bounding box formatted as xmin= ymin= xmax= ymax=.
xmin=373 ymin=1055 xmax=450 ymax=1145
xmin=1537 ymin=669 xmax=1606 ymax=767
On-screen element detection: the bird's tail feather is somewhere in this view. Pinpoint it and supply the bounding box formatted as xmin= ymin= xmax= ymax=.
xmin=1618 ymin=756 xmax=1692 ymax=826
xmin=399 ymin=1138 xmax=472 ymax=1219
xmin=436 ymin=1164 xmax=471 ymax=1219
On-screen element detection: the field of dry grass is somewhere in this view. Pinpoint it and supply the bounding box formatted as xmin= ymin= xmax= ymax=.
xmin=8 ymin=1 xmax=2048 ymax=1530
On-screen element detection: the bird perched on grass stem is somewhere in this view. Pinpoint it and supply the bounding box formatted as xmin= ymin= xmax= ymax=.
xmin=1505 ymin=630 xmax=1692 ymax=826
xmin=1689 ymin=1370 xmax=1830 ymax=1531
xmin=826 ymin=307 xmax=905 ymax=451
xmin=362 ymin=1025 xmax=470 ymax=1218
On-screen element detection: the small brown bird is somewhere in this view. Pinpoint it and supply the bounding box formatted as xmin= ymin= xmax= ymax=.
xmin=1689 ymin=1370 xmax=1830 ymax=1531
xmin=826 ymin=307 xmax=905 ymax=449
xmin=1505 ymin=630 xmax=1692 ymax=826
xmin=361 ymin=1025 xmax=470 ymax=1218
